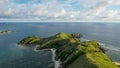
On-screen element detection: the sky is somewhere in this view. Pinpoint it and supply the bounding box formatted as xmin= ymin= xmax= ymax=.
xmin=0 ymin=0 xmax=120 ymax=22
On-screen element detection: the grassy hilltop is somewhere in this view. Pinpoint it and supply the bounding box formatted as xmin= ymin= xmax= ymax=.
xmin=18 ymin=32 xmax=119 ymax=68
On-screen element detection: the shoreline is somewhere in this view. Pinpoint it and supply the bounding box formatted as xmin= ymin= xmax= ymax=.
xmin=34 ymin=45 xmax=62 ymax=68
xmin=51 ymin=48 xmax=62 ymax=68
xmin=113 ymin=62 xmax=120 ymax=67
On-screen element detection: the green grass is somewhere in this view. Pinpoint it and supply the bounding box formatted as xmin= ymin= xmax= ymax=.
xmin=87 ymin=52 xmax=119 ymax=68
xmin=65 ymin=41 xmax=119 ymax=68
xmin=19 ymin=32 xmax=119 ymax=68
xmin=68 ymin=52 xmax=119 ymax=68
xmin=40 ymin=32 xmax=76 ymax=48
xmin=68 ymin=55 xmax=98 ymax=68
xmin=19 ymin=36 xmax=40 ymax=45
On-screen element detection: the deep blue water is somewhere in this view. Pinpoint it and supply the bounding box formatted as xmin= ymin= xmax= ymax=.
xmin=0 ymin=23 xmax=120 ymax=68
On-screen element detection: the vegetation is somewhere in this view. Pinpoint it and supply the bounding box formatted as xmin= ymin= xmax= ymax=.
xmin=19 ymin=32 xmax=119 ymax=68
xmin=18 ymin=36 xmax=41 ymax=45
xmin=39 ymin=32 xmax=80 ymax=49
xmin=0 ymin=30 xmax=13 ymax=35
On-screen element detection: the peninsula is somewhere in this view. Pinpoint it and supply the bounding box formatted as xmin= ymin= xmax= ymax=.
xmin=18 ymin=32 xmax=119 ymax=68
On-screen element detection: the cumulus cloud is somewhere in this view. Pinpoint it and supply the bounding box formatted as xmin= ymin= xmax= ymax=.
xmin=100 ymin=10 xmax=118 ymax=19
xmin=0 ymin=0 xmax=9 ymax=8
xmin=112 ymin=0 xmax=120 ymax=5
xmin=0 ymin=0 xmax=120 ymax=22
xmin=85 ymin=0 xmax=113 ymax=19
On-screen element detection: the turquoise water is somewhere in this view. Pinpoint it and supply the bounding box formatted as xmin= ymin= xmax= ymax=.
xmin=0 ymin=23 xmax=120 ymax=68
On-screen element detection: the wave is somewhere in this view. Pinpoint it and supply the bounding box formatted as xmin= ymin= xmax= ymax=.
xmin=51 ymin=48 xmax=62 ymax=68
xmin=98 ymin=42 xmax=120 ymax=52
xmin=80 ymin=38 xmax=90 ymax=41
xmin=9 ymin=43 xmax=27 ymax=50
xmin=80 ymin=38 xmax=120 ymax=52
xmin=34 ymin=45 xmax=42 ymax=52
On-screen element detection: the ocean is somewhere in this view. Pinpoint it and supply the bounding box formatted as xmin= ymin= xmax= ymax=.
xmin=0 ymin=23 xmax=120 ymax=68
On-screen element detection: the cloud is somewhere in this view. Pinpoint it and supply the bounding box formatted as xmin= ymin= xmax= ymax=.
xmin=0 ymin=0 xmax=9 ymax=8
xmin=102 ymin=10 xmax=118 ymax=18
xmin=111 ymin=0 xmax=120 ymax=5
xmin=0 ymin=0 xmax=120 ymax=22
xmin=84 ymin=0 xmax=113 ymax=19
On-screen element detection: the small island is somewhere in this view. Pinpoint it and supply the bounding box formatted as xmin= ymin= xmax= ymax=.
xmin=18 ymin=32 xmax=120 ymax=68
xmin=0 ymin=30 xmax=14 ymax=35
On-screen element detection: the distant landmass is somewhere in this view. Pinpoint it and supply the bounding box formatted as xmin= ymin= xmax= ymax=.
xmin=0 ymin=30 xmax=14 ymax=35
xmin=18 ymin=32 xmax=120 ymax=68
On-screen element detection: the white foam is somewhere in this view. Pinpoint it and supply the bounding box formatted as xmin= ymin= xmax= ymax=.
xmin=98 ymin=42 xmax=120 ymax=52
xmin=51 ymin=48 xmax=62 ymax=68
xmin=113 ymin=62 xmax=120 ymax=66
xmin=105 ymin=46 xmax=120 ymax=52
xmin=33 ymin=45 xmax=62 ymax=68
xmin=80 ymin=38 xmax=120 ymax=52
xmin=98 ymin=42 xmax=105 ymax=46
xmin=15 ymin=43 xmax=28 ymax=50
xmin=80 ymin=38 xmax=90 ymax=41
xmin=34 ymin=45 xmax=41 ymax=52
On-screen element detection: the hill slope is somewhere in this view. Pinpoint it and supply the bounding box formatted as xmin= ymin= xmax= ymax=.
xmin=18 ymin=32 xmax=119 ymax=68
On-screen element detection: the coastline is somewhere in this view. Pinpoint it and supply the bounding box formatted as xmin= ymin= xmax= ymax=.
xmin=33 ymin=40 xmax=120 ymax=68
xmin=113 ymin=62 xmax=120 ymax=67
xmin=51 ymin=48 xmax=62 ymax=68
xmin=34 ymin=45 xmax=62 ymax=68
xmin=20 ymin=32 xmax=120 ymax=68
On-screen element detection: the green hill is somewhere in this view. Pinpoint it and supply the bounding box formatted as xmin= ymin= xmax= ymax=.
xmin=18 ymin=32 xmax=119 ymax=68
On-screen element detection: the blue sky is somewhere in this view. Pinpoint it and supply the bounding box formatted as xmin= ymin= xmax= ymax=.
xmin=0 ymin=0 xmax=120 ymax=22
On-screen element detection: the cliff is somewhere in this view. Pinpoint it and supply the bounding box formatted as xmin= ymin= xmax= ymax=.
xmin=18 ymin=32 xmax=119 ymax=68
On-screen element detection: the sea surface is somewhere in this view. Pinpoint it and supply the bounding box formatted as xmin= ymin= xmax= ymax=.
xmin=0 ymin=23 xmax=120 ymax=68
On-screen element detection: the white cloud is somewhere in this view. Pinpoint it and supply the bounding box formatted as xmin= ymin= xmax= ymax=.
xmin=0 ymin=0 xmax=120 ymax=22
xmin=52 ymin=9 xmax=67 ymax=18
xmin=105 ymin=10 xmax=118 ymax=18
xmin=4 ymin=8 xmax=13 ymax=16
xmin=0 ymin=0 xmax=9 ymax=8
xmin=33 ymin=4 xmax=48 ymax=16
xmin=85 ymin=0 xmax=113 ymax=19
xmin=94 ymin=10 xmax=118 ymax=19
xmin=112 ymin=0 xmax=120 ymax=5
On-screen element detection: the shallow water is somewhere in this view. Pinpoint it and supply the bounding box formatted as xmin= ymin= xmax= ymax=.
xmin=0 ymin=23 xmax=120 ymax=68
